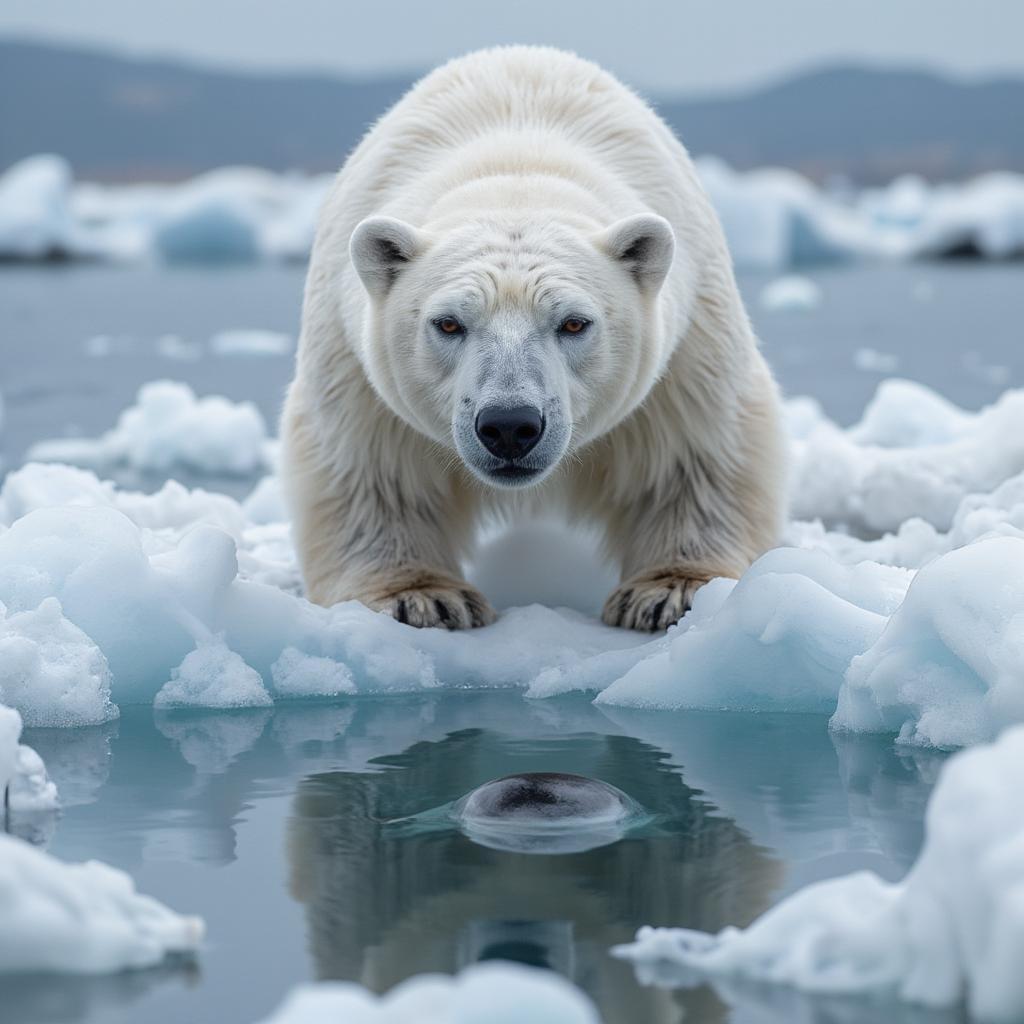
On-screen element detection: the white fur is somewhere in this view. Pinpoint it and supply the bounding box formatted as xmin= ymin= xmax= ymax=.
xmin=282 ymin=46 xmax=786 ymax=631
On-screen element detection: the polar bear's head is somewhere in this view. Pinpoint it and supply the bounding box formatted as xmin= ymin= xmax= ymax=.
xmin=350 ymin=213 xmax=675 ymax=489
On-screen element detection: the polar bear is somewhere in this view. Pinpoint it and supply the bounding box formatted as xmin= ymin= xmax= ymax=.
xmin=282 ymin=46 xmax=786 ymax=631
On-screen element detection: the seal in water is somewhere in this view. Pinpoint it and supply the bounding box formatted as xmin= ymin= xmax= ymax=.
xmin=452 ymin=772 xmax=638 ymax=854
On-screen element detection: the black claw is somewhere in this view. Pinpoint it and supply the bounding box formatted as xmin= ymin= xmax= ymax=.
xmin=395 ymin=598 xmax=409 ymax=624
xmin=650 ymin=595 xmax=669 ymax=630
xmin=434 ymin=598 xmax=454 ymax=629
xmin=616 ymin=589 xmax=634 ymax=625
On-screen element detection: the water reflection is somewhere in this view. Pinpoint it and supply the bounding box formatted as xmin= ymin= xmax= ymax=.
xmin=287 ymin=726 xmax=776 ymax=1023
xmin=15 ymin=695 xmax=952 ymax=1024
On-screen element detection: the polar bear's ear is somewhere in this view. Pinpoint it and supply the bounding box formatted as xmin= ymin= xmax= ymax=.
xmin=350 ymin=216 xmax=427 ymax=299
xmin=596 ymin=213 xmax=675 ymax=293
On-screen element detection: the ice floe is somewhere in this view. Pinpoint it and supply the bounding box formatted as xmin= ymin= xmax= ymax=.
xmin=256 ymin=963 xmax=599 ymax=1024
xmin=614 ymin=724 xmax=1024 ymax=1021
xmin=1 ymin=375 xmax=1024 ymax=753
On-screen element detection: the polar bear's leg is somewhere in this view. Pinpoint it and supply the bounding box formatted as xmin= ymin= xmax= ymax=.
xmin=282 ymin=396 xmax=495 ymax=630
xmin=599 ymin=489 xmax=747 ymax=633
xmin=590 ymin=379 xmax=785 ymax=632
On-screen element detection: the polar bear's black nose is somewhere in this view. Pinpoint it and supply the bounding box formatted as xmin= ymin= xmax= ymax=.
xmin=475 ymin=405 xmax=545 ymax=460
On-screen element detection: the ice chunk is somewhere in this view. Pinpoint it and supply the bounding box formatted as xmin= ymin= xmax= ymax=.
xmin=155 ymin=636 xmax=273 ymax=709
xmin=270 ymin=647 xmax=355 ymax=698
xmin=833 ymin=536 xmax=1024 ymax=748
xmin=27 ymin=381 xmax=272 ymax=476
xmin=696 ymin=158 xmax=879 ymax=269
xmin=593 ymin=549 xmax=910 ymax=712
xmin=909 ymin=172 xmax=1024 ymax=260
xmin=256 ymin=962 xmax=600 ymax=1023
xmin=0 ymin=155 xmax=77 ymax=261
xmin=614 ymin=725 xmax=1024 ymax=1021
xmin=209 ymin=329 xmax=292 ymax=357
xmin=0 ymin=831 xmax=204 ymax=973
xmin=790 ymin=381 xmax=1024 ymax=534
xmin=0 ymin=596 xmax=116 ymax=727
xmin=759 ymin=275 xmax=821 ymax=311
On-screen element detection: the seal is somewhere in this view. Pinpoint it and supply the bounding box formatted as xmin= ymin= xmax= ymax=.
xmin=453 ymin=772 xmax=637 ymax=854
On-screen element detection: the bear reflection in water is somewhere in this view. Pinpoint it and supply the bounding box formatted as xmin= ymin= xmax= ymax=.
xmin=286 ymin=730 xmax=780 ymax=1024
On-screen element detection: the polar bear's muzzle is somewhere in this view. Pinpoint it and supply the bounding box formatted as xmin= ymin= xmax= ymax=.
xmin=453 ymin=396 xmax=570 ymax=489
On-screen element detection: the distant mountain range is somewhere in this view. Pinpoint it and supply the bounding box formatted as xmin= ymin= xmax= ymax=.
xmin=3 ymin=39 xmax=1023 ymax=183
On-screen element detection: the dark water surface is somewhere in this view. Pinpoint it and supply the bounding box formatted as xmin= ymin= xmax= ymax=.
xmin=11 ymin=694 xmax=956 ymax=1024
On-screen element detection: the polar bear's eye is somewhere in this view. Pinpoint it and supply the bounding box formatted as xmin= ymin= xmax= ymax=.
xmin=558 ymin=317 xmax=591 ymax=336
xmin=433 ymin=316 xmax=465 ymax=336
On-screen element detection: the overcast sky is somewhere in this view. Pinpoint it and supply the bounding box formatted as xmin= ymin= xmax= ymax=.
xmin=2 ymin=0 xmax=1023 ymax=94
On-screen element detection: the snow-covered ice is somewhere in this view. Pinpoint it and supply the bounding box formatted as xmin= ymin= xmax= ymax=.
xmin=614 ymin=724 xmax=1024 ymax=1021
xmin=256 ymin=963 xmax=600 ymax=1024
xmin=788 ymin=379 xmax=1024 ymax=534
xmin=2 ymin=371 xmax=1024 ymax=751
xmin=27 ymin=380 xmax=273 ymax=476
xmin=0 ymin=596 xmax=116 ymax=727
xmin=155 ymin=636 xmax=273 ymax=709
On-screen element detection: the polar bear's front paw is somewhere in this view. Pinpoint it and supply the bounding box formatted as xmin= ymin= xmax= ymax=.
xmin=371 ymin=572 xmax=496 ymax=630
xmin=602 ymin=568 xmax=716 ymax=632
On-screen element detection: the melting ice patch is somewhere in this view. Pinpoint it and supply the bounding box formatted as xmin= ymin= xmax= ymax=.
xmin=615 ymin=725 xmax=1024 ymax=1022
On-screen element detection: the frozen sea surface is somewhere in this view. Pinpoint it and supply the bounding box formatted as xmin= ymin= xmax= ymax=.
xmin=10 ymin=694 xmax=956 ymax=1024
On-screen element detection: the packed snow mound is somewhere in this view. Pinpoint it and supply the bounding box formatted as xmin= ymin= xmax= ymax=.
xmin=789 ymin=380 xmax=1024 ymax=534
xmin=27 ymin=381 xmax=272 ymax=476
xmin=156 ymin=636 xmax=273 ymax=709
xmin=0 ymin=831 xmax=204 ymax=973
xmin=256 ymin=963 xmax=600 ymax=1024
xmin=0 ymin=705 xmax=58 ymax=813
xmin=614 ymin=725 xmax=1024 ymax=1021
xmin=0 ymin=596 xmax=117 ymax=727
